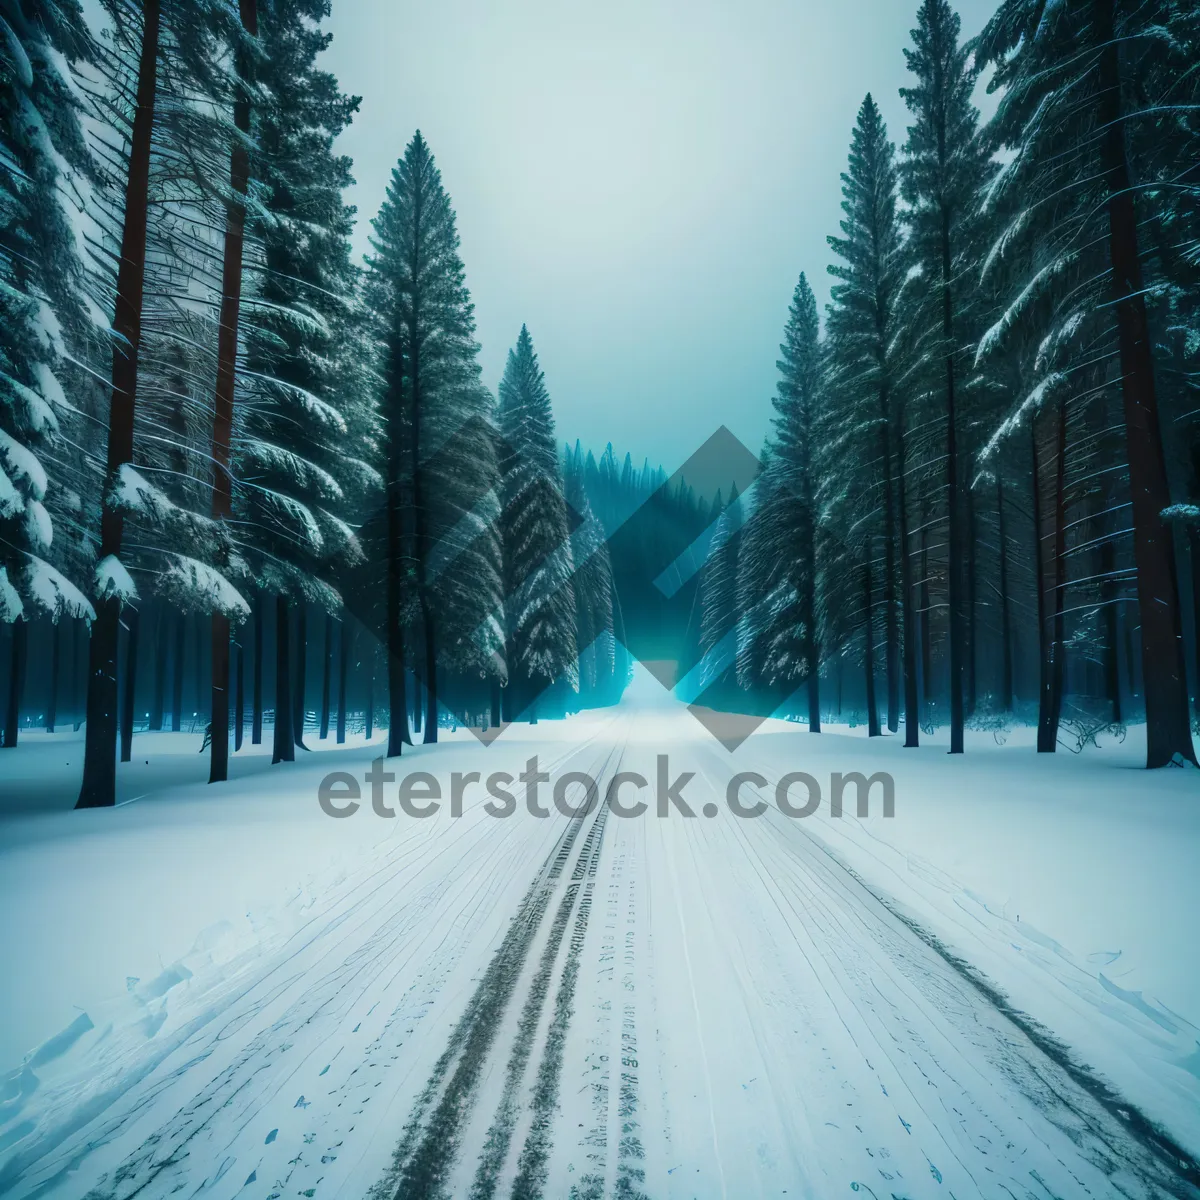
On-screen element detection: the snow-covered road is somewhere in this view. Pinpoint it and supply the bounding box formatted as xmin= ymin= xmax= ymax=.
xmin=1 ymin=696 xmax=1197 ymax=1199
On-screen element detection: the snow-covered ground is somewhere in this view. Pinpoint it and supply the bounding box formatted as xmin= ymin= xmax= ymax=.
xmin=0 ymin=672 xmax=1197 ymax=1198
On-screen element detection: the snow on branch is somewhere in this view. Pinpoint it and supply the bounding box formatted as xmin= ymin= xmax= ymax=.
xmin=0 ymin=427 xmax=48 ymax=499
xmin=27 ymin=557 xmax=94 ymax=621
xmin=161 ymin=556 xmax=249 ymax=620
xmin=975 ymin=253 xmax=1077 ymax=366
xmin=95 ymin=555 xmax=138 ymax=605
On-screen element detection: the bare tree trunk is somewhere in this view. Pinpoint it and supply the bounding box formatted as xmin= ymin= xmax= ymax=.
xmin=171 ymin=613 xmax=184 ymax=733
xmin=77 ymin=0 xmax=161 ymax=807
xmin=1101 ymin=531 xmax=1122 ymax=725
xmin=967 ymin=486 xmax=978 ymax=718
xmin=1096 ymin=0 xmax=1195 ymax=765
xmin=272 ymin=594 xmax=293 ymax=764
xmin=920 ymin=506 xmax=933 ymax=712
xmin=319 ymin=611 xmax=332 ymax=739
xmin=863 ymin=554 xmax=880 ymax=737
xmin=365 ymin=637 xmax=375 ymax=741
xmin=234 ymin=635 xmax=244 ymax=752
xmin=490 ymin=676 xmax=501 ymax=729
xmin=150 ymin=605 xmax=166 ymax=730
xmin=120 ymin=606 xmax=139 ymax=763
xmin=337 ymin=619 xmax=349 ymax=744
xmin=997 ymin=474 xmax=1014 ymax=713
xmin=252 ymin=589 xmax=263 ymax=744
xmin=3 ymin=616 xmax=26 ymax=748
xmin=72 ymin=618 xmax=83 ymax=730
xmin=293 ymin=602 xmax=308 ymax=749
xmin=46 ymin=618 xmax=60 ymax=732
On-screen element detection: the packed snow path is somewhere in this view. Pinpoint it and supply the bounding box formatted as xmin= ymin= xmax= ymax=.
xmin=1 ymin=704 xmax=1197 ymax=1199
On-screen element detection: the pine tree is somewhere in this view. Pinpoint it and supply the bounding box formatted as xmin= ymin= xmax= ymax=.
xmin=767 ymin=274 xmax=823 ymax=730
xmin=233 ymin=0 xmax=368 ymax=762
xmin=824 ymin=94 xmax=904 ymax=738
xmin=899 ymin=0 xmax=991 ymax=755
xmin=976 ymin=0 xmax=1197 ymax=766
xmin=369 ymin=131 xmax=500 ymax=747
xmin=0 ymin=0 xmax=99 ymax=749
xmin=208 ymin=0 xmax=257 ymax=783
xmin=563 ymin=442 xmax=616 ymax=704
xmin=498 ymin=325 xmax=577 ymax=719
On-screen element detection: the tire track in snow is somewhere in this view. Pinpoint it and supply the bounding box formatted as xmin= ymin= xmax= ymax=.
xmin=374 ymin=748 xmax=619 ymax=1200
xmin=509 ymin=791 xmax=611 ymax=1200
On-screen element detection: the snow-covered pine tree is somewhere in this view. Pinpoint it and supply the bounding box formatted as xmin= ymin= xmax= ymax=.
xmin=696 ymin=483 xmax=740 ymax=706
xmin=0 ymin=0 xmax=100 ymax=748
xmin=975 ymin=0 xmax=1197 ymax=766
xmin=762 ymin=273 xmax=823 ymax=731
xmin=899 ymin=0 xmax=992 ymax=755
xmin=76 ymin=0 xmax=224 ymax=806
xmin=233 ymin=0 xmax=369 ymax=764
xmin=498 ymin=325 xmax=577 ymax=720
xmin=369 ymin=130 xmax=501 ymax=747
xmin=824 ymin=94 xmax=905 ymax=738
xmin=563 ymin=441 xmax=616 ymax=706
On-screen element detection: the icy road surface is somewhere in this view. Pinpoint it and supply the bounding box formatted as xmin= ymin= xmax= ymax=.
xmin=1 ymin=693 xmax=1197 ymax=1199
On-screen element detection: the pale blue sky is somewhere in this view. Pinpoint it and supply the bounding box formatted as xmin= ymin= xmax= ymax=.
xmin=323 ymin=0 xmax=997 ymax=468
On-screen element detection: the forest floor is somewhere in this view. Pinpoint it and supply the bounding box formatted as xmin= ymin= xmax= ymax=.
xmin=1 ymin=671 xmax=1198 ymax=1198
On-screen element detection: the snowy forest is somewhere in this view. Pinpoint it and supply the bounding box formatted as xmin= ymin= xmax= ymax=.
xmin=3 ymin=0 xmax=1200 ymax=815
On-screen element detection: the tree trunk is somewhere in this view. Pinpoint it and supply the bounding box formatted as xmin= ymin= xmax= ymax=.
xmin=412 ymin=677 xmax=423 ymax=734
xmin=171 ymin=613 xmax=185 ymax=732
xmin=1095 ymin=0 xmax=1195 ymax=765
xmin=150 ymin=605 xmax=166 ymax=730
xmin=879 ymin=395 xmax=900 ymax=734
xmin=194 ymin=617 xmax=205 ymax=715
xmin=365 ymin=637 xmax=375 ymax=741
xmin=210 ymin=609 xmax=231 ymax=781
xmin=252 ymin=589 xmax=263 ymax=744
xmin=208 ymin=0 xmax=256 ymax=785
xmin=72 ymin=618 xmax=83 ymax=730
xmin=1046 ymin=399 xmax=1069 ymax=746
xmin=234 ymin=635 xmax=244 ymax=752
xmin=863 ymin=555 xmax=880 ymax=737
xmin=997 ymin=475 xmax=1015 ymax=713
xmin=405 ymin=179 xmax=438 ymax=747
xmin=897 ymin=415 xmax=919 ymax=747
xmin=272 ymin=594 xmax=293 ymax=763
xmin=76 ymin=0 xmax=161 ymax=808
xmin=120 ymin=606 xmax=139 ymax=763
xmin=1190 ymin=528 xmax=1200 ymax=724
xmin=385 ymin=353 xmax=409 ymax=755
xmin=1032 ymin=420 xmax=1055 ymax=752
xmin=293 ymin=602 xmax=307 ymax=749
xmin=423 ymin=630 xmax=438 ymax=741
xmin=967 ymin=487 xmax=978 ymax=718
xmin=319 ymin=611 xmax=332 ymax=739
xmin=3 ymin=616 xmax=26 ymax=748
xmin=801 ymin=491 xmax=820 ymax=734
xmin=920 ymin=506 xmax=933 ymax=711
xmin=337 ymin=619 xmax=349 ymax=744
xmin=490 ymin=676 xmax=501 ymax=728
xmin=941 ymin=199 xmax=965 ymax=755
xmin=1101 ymin=525 xmax=1122 ymax=725
xmin=46 ymin=618 xmax=60 ymax=732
